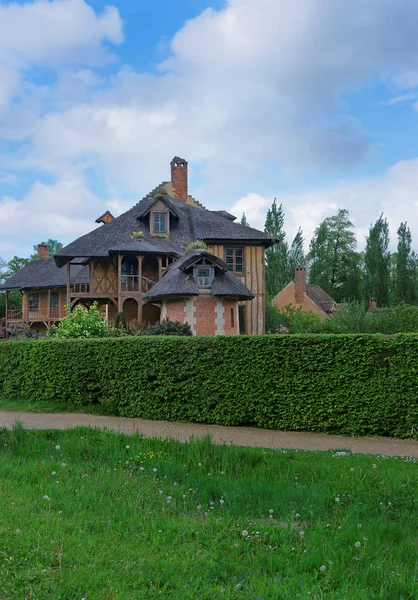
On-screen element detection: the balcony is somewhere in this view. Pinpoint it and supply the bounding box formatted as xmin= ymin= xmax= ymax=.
xmin=6 ymin=308 xmax=67 ymax=323
xmin=121 ymin=275 xmax=157 ymax=293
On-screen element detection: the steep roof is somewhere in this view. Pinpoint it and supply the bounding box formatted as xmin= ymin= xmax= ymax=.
xmin=143 ymin=250 xmax=254 ymax=302
xmin=54 ymin=188 xmax=277 ymax=267
xmin=306 ymin=284 xmax=336 ymax=314
xmin=0 ymin=258 xmax=89 ymax=292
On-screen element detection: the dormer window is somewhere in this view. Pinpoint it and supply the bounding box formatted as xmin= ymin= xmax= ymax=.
xmin=195 ymin=267 xmax=213 ymax=288
xmin=153 ymin=212 xmax=167 ymax=233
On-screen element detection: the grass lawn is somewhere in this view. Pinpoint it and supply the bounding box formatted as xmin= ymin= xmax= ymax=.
xmin=0 ymin=425 xmax=416 ymax=599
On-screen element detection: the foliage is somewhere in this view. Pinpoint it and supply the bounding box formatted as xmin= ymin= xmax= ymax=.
xmin=185 ymin=240 xmax=209 ymax=253
xmin=0 ymin=334 xmax=417 ymax=438
xmin=7 ymin=322 xmax=42 ymax=339
xmin=308 ymin=209 xmax=360 ymax=303
xmin=287 ymin=228 xmax=305 ymax=275
xmin=264 ymin=199 xmax=289 ymax=297
xmin=394 ymin=222 xmax=417 ymax=305
xmin=48 ymin=302 xmax=109 ymax=339
xmin=240 ymin=212 xmax=250 ymax=226
xmin=146 ymin=318 xmax=193 ymax=336
xmin=364 ymin=214 xmax=391 ymax=307
xmin=4 ymin=256 xmax=30 ymax=278
xmin=130 ymin=231 xmax=144 ymax=240
xmin=1 ymin=426 xmax=416 ymax=598
xmin=31 ymin=239 xmax=63 ymax=259
xmin=266 ymin=304 xmax=323 ymax=334
xmin=114 ymin=312 xmax=128 ymax=330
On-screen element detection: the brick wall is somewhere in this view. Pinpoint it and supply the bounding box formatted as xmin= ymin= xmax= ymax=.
xmin=223 ymin=299 xmax=239 ymax=335
xmin=194 ymin=296 xmax=216 ymax=336
xmin=166 ymin=299 xmax=186 ymax=324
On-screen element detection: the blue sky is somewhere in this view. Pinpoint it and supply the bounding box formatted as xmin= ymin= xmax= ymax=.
xmin=2 ymin=0 xmax=418 ymax=261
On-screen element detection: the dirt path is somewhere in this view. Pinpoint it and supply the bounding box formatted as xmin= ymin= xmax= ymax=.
xmin=0 ymin=410 xmax=417 ymax=458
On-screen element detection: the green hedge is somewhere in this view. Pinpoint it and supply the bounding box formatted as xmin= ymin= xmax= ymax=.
xmin=1 ymin=335 xmax=417 ymax=438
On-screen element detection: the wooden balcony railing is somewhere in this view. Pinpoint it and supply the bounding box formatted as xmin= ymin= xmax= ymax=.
xmin=70 ymin=283 xmax=90 ymax=294
xmin=121 ymin=275 xmax=157 ymax=293
xmin=7 ymin=308 xmax=67 ymax=322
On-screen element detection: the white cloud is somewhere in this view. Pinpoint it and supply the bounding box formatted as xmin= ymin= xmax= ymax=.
xmin=3 ymin=1 xmax=418 ymax=259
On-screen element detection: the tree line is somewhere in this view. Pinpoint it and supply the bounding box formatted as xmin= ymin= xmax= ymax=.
xmin=240 ymin=203 xmax=418 ymax=307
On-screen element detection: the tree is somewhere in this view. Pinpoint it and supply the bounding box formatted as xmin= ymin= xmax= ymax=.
xmin=307 ymin=209 xmax=360 ymax=303
xmin=394 ymin=222 xmax=416 ymax=305
xmin=287 ymin=228 xmax=305 ymax=280
xmin=240 ymin=213 xmax=250 ymax=227
xmin=4 ymin=256 xmax=29 ymax=279
xmin=364 ymin=214 xmax=391 ymax=307
xmin=264 ymin=199 xmax=289 ymax=297
xmin=48 ymin=303 xmax=109 ymax=338
xmin=31 ymin=239 xmax=63 ymax=259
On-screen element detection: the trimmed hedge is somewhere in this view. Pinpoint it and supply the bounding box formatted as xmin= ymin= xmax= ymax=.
xmin=0 ymin=335 xmax=417 ymax=438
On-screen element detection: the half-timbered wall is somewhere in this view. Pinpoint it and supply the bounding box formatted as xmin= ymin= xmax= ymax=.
xmin=91 ymin=257 xmax=118 ymax=295
xmin=207 ymin=244 xmax=265 ymax=334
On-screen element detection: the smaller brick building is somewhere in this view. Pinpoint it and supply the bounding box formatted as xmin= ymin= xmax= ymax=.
xmin=272 ymin=266 xmax=336 ymax=317
xmin=143 ymin=250 xmax=254 ymax=335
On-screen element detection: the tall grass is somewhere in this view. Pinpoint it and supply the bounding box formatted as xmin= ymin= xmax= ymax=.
xmin=0 ymin=425 xmax=416 ymax=599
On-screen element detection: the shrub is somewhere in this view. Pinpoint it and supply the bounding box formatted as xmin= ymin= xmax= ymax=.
xmin=0 ymin=334 xmax=416 ymax=438
xmin=48 ymin=302 xmax=109 ymax=339
xmin=146 ymin=318 xmax=192 ymax=336
xmin=8 ymin=323 xmax=42 ymax=339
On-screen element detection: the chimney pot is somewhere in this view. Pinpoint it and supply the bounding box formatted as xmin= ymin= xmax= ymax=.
xmin=295 ymin=266 xmax=307 ymax=304
xmin=170 ymin=156 xmax=188 ymax=203
xmin=37 ymin=242 xmax=48 ymax=259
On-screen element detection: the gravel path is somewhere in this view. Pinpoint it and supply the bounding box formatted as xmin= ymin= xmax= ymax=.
xmin=1 ymin=410 xmax=417 ymax=458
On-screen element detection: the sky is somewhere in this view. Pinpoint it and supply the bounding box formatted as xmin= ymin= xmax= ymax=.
xmin=2 ymin=0 xmax=418 ymax=261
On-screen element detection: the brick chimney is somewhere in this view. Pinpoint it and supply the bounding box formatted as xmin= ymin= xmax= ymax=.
xmin=171 ymin=156 xmax=188 ymax=203
xmin=295 ymin=266 xmax=307 ymax=304
xmin=369 ymin=297 xmax=377 ymax=310
xmin=37 ymin=242 xmax=48 ymax=258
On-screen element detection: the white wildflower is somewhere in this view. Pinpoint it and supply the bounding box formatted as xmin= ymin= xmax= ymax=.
xmin=242 ymin=530 xmax=249 ymax=537
xmin=320 ymin=565 xmax=326 ymax=572
xmin=335 ymin=497 xmax=340 ymax=502
xmin=55 ymin=445 xmax=60 ymax=450
xmin=355 ymin=541 xmax=361 ymax=548
xmin=51 ymin=471 xmax=56 ymax=476
xmin=126 ymin=445 xmax=130 ymax=449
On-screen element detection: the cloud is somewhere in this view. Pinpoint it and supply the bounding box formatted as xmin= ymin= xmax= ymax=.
xmin=230 ymin=158 xmax=418 ymax=252
xmin=3 ymin=1 xmax=418 ymax=259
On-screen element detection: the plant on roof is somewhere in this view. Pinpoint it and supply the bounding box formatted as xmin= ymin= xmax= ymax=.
xmin=151 ymin=233 xmax=167 ymax=239
xmin=130 ymin=231 xmax=144 ymax=240
xmin=185 ymin=240 xmax=210 ymax=253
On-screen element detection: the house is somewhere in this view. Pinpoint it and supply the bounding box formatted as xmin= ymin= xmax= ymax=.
xmin=1 ymin=157 xmax=277 ymax=337
xmin=272 ymin=266 xmax=336 ymax=317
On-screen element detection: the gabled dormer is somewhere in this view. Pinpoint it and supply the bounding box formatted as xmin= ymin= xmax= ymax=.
xmin=137 ymin=193 xmax=180 ymax=238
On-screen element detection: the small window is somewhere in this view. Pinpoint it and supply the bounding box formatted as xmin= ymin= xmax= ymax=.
xmin=197 ymin=267 xmax=212 ymax=288
xmin=29 ymin=294 xmax=39 ymax=311
xmin=153 ymin=212 xmax=167 ymax=233
xmin=226 ymin=248 xmax=244 ymax=273
xmin=238 ymin=306 xmax=246 ymax=334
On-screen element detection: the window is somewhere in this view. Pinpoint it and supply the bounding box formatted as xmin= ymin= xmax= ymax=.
xmin=153 ymin=212 xmax=167 ymax=233
xmin=196 ymin=267 xmax=213 ymax=288
xmin=238 ymin=306 xmax=246 ymax=334
xmin=50 ymin=293 xmax=59 ymax=310
xmin=29 ymin=294 xmax=39 ymax=312
xmin=226 ymin=247 xmax=243 ymax=273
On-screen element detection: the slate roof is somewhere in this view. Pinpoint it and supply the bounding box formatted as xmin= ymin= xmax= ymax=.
xmin=54 ymin=188 xmax=277 ymax=267
xmin=0 ymin=258 xmax=89 ymax=292
xmin=306 ymin=284 xmax=336 ymax=315
xmin=143 ymin=250 xmax=254 ymax=302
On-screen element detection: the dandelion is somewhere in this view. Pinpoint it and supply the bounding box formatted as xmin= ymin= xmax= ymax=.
xmin=355 ymin=541 xmax=361 ymax=548
xmin=166 ymin=496 xmax=172 ymax=504
xmin=350 ymin=468 xmax=355 ymax=472
xmin=242 ymin=530 xmax=249 ymax=537
xmin=55 ymin=445 xmax=60 ymax=450
xmin=357 ymin=524 xmax=362 ymax=528
xmin=159 ymin=490 xmax=163 ymax=495
xmin=140 ymin=467 xmax=144 ymax=471
xmin=62 ymin=463 xmax=67 ymax=467
xmin=51 ymin=471 xmax=56 ymax=476
xmin=269 ymin=509 xmax=274 ymax=515
xmin=126 ymin=445 xmax=130 ymax=449
xmin=153 ymin=468 xmax=157 ymax=473
xmin=198 ymin=463 xmax=202 ymax=467
xmin=388 ymin=501 xmax=392 ymax=506
xmin=220 ymin=499 xmax=225 ymax=505
xmin=295 ymin=513 xmax=300 ymax=517
xmin=197 ymin=505 xmax=202 ymax=510
xmin=182 ymin=494 xmax=186 ymax=499
xmin=236 ymin=583 xmax=242 ymax=590
xmin=221 ymin=471 xmax=224 ymax=475
xmin=210 ymin=501 xmax=214 ymax=506
xmin=299 ymin=531 xmax=305 ymax=537
xmin=335 ymin=497 xmax=340 ymax=502
xmin=320 ymin=565 xmax=326 ymax=572
xmin=43 ymin=495 xmax=50 ymax=500
xmin=15 ymin=529 xmax=21 ymax=534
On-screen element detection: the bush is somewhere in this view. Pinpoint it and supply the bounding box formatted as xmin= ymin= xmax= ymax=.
xmin=48 ymin=302 xmax=109 ymax=339
xmin=146 ymin=318 xmax=192 ymax=336
xmin=0 ymin=334 xmax=416 ymax=438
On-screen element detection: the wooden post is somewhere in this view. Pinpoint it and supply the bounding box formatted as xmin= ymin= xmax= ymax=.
xmin=157 ymin=256 xmax=163 ymax=280
xmin=137 ymin=255 xmax=143 ymax=293
xmin=5 ymin=291 xmax=9 ymax=339
xmin=47 ymin=289 xmax=51 ymax=322
xmin=117 ymin=254 xmax=122 ymax=313
xmin=66 ymin=261 xmax=71 ymax=308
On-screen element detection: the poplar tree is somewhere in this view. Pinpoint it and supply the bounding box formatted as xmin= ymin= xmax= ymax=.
xmin=240 ymin=213 xmax=250 ymax=226
xmin=394 ymin=222 xmax=416 ymax=305
xmin=264 ymin=199 xmax=289 ymax=297
xmin=364 ymin=214 xmax=390 ymax=307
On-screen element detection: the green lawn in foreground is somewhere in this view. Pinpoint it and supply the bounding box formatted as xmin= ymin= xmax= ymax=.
xmin=0 ymin=425 xmax=416 ymax=599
